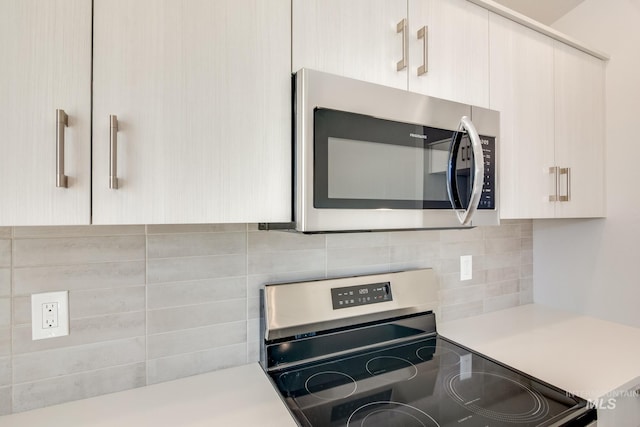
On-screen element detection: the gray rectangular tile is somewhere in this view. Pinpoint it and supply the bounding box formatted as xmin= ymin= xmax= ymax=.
xmin=520 ymin=221 xmax=533 ymax=238
xmin=440 ymin=301 xmax=483 ymax=322
xmin=482 ymin=224 xmax=521 ymax=239
xmin=14 ymin=261 xmax=145 ymax=295
xmin=148 ymin=321 xmax=246 ymax=359
xmin=147 ymin=343 xmax=246 ymax=385
xmin=520 ymin=289 xmax=534 ymax=305
xmin=389 ymin=242 xmax=439 ymax=263
xmin=147 ymin=224 xmax=246 ymax=234
xmin=13 ymin=225 xmax=144 ymax=238
xmin=0 ymin=227 xmax=10 ymax=239
xmin=148 ymin=232 xmax=246 ymax=259
xmin=484 ymin=238 xmax=521 ymax=254
xmin=521 ymin=237 xmax=533 ymax=250
xmin=0 ymin=356 xmax=10 ymax=387
xmin=521 ymin=249 xmax=533 ymax=265
xmin=485 ymin=280 xmax=519 ymax=298
xmin=326 ymin=247 xmax=388 ymax=270
xmin=326 ymin=232 xmax=387 ymax=249
xmin=0 ymin=268 xmax=9 ymax=297
xmin=521 ymin=263 xmax=533 ymax=278
xmin=484 ymin=293 xmax=520 ymax=313
xmin=13 ymin=337 xmax=145 ymax=384
xmin=12 ymin=311 xmax=145 ymax=355
xmin=148 ymin=277 xmax=246 ymax=310
xmin=14 ymin=235 xmax=145 ymax=267
xmin=519 ymin=277 xmax=533 ymax=293
xmin=0 ymin=327 xmax=9 ymax=357
xmin=0 ymin=239 xmax=10 ymax=267
xmin=12 ymin=362 xmax=146 ymax=413
xmin=0 ymin=386 xmax=10 ymax=416
xmin=12 ymin=297 xmax=30 ymax=326
xmin=249 ymin=231 xmax=325 ymax=252
xmin=486 ymin=266 xmax=520 ymax=283
xmin=148 ymin=254 xmax=246 ymax=284
xmin=70 ymin=286 xmax=146 ymax=320
xmin=440 ymin=227 xmax=483 ymax=242
xmin=0 ymin=298 xmax=9 ymax=326
xmin=388 ymin=230 xmax=439 ymax=245
xmin=248 ymin=250 xmax=325 ymax=275
xmin=440 ymin=285 xmax=485 ymax=306
xmin=147 ymin=299 xmax=245 ymax=335
xmin=439 ymin=270 xmax=487 ymax=290
xmin=439 ymin=240 xmax=485 ymax=259
xmin=484 ymin=252 xmax=521 ymax=270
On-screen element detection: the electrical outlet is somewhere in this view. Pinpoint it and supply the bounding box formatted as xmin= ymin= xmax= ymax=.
xmin=42 ymin=302 xmax=59 ymax=328
xmin=31 ymin=291 xmax=69 ymax=340
xmin=460 ymin=255 xmax=472 ymax=281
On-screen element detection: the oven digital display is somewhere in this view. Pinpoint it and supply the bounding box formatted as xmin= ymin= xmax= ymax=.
xmin=331 ymin=282 xmax=392 ymax=309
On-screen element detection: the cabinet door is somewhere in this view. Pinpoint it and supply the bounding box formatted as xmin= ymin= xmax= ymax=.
xmin=489 ymin=13 xmax=555 ymax=219
xmin=408 ymin=0 xmax=489 ymax=107
xmin=554 ymin=41 xmax=605 ymax=218
xmin=93 ymin=0 xmax=291 ymax=224
xmin=292 ymin=0 xmax=407 ymax=89
xmin=0 ymin=0 xmax=91 ymax=225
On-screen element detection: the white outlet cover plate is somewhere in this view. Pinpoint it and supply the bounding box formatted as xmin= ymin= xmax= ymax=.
xmin=460 ymin=255 xmax=473 ymax=281
xmin=31 ymin=291 xmax=69 ymax=340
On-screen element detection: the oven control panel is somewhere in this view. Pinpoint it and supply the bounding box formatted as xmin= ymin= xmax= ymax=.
xmin=331 ymin=282 xmax=392 ymax=310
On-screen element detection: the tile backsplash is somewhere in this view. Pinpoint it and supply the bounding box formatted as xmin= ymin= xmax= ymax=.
xmin=0 ymin=220 xmax=532 ymax=415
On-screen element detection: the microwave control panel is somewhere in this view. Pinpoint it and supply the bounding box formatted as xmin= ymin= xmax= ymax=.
xmin=479 ymin=135 xmax=496 ymax=210
xmin=331 ymin=282 xmax=392 ymax=310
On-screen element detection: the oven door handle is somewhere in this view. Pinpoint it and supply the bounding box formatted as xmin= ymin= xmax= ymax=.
xmin=446 ymin=116 xmax=485 ymax=226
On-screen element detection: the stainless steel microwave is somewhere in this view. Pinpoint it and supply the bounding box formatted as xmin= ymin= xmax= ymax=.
xmin=262 ymin=68 xmax=499 ymax=233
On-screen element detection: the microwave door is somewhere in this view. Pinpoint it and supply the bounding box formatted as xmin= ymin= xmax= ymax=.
xmin=446 ymin=116 xmax=485 ymax=226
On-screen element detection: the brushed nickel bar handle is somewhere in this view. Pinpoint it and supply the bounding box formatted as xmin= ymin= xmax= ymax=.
xmin=109 ymin=115 xmax=119 ymax=189
xmin=56 ymin=109 xmax=68 ymax=188
xmin=417 ymin=25 xmax=428 ymax=76
xmin=452 ymin=116 xmax=484 ymax=226
xmin=559 ymin=167 xmax=571 ymax=202
xmin=396 ymin=18 xmax=408 ymax=71
xmin=549 ymin=166 xmax=559 ymax=202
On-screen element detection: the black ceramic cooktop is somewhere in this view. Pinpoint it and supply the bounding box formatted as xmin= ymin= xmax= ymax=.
xmin=269 ymin=336 xmax=594 ymax=427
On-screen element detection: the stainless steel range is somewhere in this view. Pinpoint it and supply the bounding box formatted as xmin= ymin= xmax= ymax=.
xmin=260 ymin=269 xmax=596 ymax=427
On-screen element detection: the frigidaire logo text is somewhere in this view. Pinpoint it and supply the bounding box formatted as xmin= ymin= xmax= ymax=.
xmin=409 ymin=133 xmax=427 ymax=140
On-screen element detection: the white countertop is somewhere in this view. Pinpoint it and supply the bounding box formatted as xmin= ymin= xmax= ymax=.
xmin=0 ymin=363 xmax=297 ymax=427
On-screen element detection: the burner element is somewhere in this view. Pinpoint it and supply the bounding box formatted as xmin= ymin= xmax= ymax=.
xmin=347 ymin=401 xmax=441 ymax=427
xmin=304 ymin=371 xmax=357 ymax=400
xmin=445 ymin=371 xmax=550 ymax=423
xmin=366 ymin=356 xmax=417 ymax=382
xmin=415 ymin=346 xmax=461 ymax=367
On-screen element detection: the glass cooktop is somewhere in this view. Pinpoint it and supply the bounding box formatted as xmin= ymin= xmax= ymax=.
xmin=269 ymin=336 xmax=594 ymax=427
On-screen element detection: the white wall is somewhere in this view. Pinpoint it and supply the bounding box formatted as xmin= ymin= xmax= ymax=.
xmin=534 ymin=0 xmax=640 ymax=327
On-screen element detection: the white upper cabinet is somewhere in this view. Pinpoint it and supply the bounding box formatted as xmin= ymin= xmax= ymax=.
xmin=292 ymin=0 xmax=408 ymax=89
xmin=408 ymin=0 xmax=489 ymax=108
xmin=554 ymin=41 xmax=605 ymax=218
xmin=92 ymin=0 xmax=291 ymax=224
xmin=489 ymin=13 xmax=555 ymax=219
xmin=0 ymin=0 xmax=91 ymax=225
xmin=490 ymin=13 xmax=605 ymax=219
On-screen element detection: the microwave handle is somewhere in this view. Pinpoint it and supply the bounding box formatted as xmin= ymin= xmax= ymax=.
xmin=447 ymin=116 xmax=485 ymax=226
